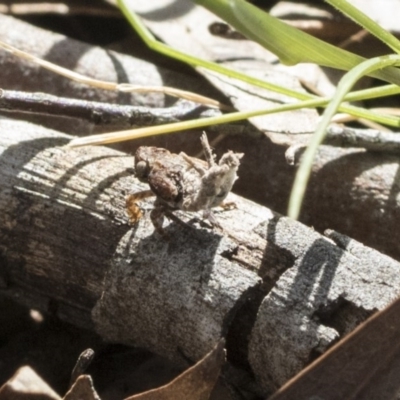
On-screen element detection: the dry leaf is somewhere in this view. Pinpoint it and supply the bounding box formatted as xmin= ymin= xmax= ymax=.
xmin=270 ymin=296 xmax=400 ymax=400
xmin=124 ymin=339 xmax=225 ymax=400
xmin=0 ymin=366 xmax=61 ymax=400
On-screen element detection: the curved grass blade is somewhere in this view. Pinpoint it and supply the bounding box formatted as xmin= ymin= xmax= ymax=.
xmin=67 ymin=91 xmax=400 ymax=147
xmin=117 ymin=0 xmax=400 ymax=125
xmin=117 ymin=0 xmax=313 ymax=102
xmin=288 ymin=54 xmax=400 ymax=220
xmin=220 ymin=0 xmax=400 ymax=85
xmin=327 ymin=0 xmax=400 ymax=54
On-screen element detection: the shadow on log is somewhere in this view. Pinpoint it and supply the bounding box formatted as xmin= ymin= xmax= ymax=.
xmin=1 ymin=118 xmax=400 ymax=396
xmin=1 ymin=13 xmax=400 ymax=263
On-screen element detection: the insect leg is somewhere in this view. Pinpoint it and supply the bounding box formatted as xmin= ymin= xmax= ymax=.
xmin=200 ymin=133 xmax=216 ymax=168
xmin=126 ymin=190 xmax=154 ymax=224
xmin=150 ymin=200 xmax=168 ymax=236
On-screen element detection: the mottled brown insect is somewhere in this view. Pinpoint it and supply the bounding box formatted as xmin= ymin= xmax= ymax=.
xmin=126 ymin=133 xmax=243 ymax=236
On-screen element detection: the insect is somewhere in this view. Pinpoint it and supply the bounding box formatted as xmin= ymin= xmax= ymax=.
xmin=126 ymin=133 xmax=243 ymax=236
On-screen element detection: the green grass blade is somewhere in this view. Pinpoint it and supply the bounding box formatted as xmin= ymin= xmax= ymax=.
xmin=117 ymin=0 xmax=400 ymax=123
xmin=196 ymin=0 xmax=360 ymax=66
xmin=195 ymin=0 xmax=400 ymax=85
xmin=288 ymin=54 xmax=400 ymax=220
xmin=327 ymin=0 xmax=400 ymax=54
xmin=229 ymin=0 xmax=361 ymax=67
xmin=117 ymin=0 xmax=313 ymax=102
xmin=69 ymin=88 xmax=400 ymax=147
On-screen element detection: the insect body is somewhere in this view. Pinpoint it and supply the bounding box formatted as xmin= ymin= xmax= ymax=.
xmin=126 ymin=133 xmax=243 ymax=235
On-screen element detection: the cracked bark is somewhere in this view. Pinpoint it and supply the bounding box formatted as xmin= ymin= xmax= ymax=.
xmin=0 ymin=89 xmax=211 ymax=128
xmin=1 ymin=13 xmax=399 ymax=262
xmin=1 ymin=118 xmax=400 ymax=395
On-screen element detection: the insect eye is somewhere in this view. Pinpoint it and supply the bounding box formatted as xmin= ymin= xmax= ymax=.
xmin=135 ymin=161 xmax=149 ymax=181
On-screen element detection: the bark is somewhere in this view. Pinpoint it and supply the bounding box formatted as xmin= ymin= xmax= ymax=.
xmin=1 ymin=118 xmax=400 ymax=395
xmin=0 ymin=89 xmax=204 ymax=127
xmin=0 ymin=7 xmax=399 ymax=398
xmin=1 ymin=13 xmax=400 ymax=262
xmin=248 ymin=225 xmax=400 ymax=392
xmin=218 ymin=133 xmax=400 ymax=261
xmin=0 ymin=13 xmax=224 ymax=134
xmin=120 ymin=0 xmax=400 ymax=260
xmin=0 ymin=117 xmax=264 ymax=361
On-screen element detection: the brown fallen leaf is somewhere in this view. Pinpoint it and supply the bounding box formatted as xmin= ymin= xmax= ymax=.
xmin=270 ymin=295 xmax=400 ymax=400
xmin=124 ymin=339 xmax=226 ymax=400
xmin=0 ymin=365 xmax=61 ymax=400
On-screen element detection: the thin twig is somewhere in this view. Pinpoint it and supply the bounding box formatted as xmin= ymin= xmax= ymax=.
xmin=0 ymin=89 xmax=212 ymax=126
xmin=0 ymin=40 xmax=231 ymax=110
xmin=286 ymin=124 xmax=400 ymax=165
xmin=325 ymin=124 xmax=400 ymax=152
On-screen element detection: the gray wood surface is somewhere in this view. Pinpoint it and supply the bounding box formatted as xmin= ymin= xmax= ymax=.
xmin=1 ymin=12 xmax=400 ymax=263
xmin=249 ymin=223 xmax=400 ymax=392
xmin=1 ymin=118 xmax=400 ymax=395
xmin=1 ymin=13 xmax=400 ymax=396
xmin=0 ymin=117 xmax=265 ymax=363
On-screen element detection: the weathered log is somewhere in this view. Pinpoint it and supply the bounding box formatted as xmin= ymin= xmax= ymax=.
xmin=1 ymin=117 xmax=400 ymax=396
xmin=248 ymin=225 xmax=400 ymax=392
xmin=0 ymin=117 xmax=265 ymax=362
xmin=0 ymin=14 xmax=217 ymax=108
xmin=218 ymin=134 xmax=400 ymax=261
xmin=1 ymin=13 xmax=399 ymax=263
xmin=0 ymin=12 xmax=225 ymax=137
